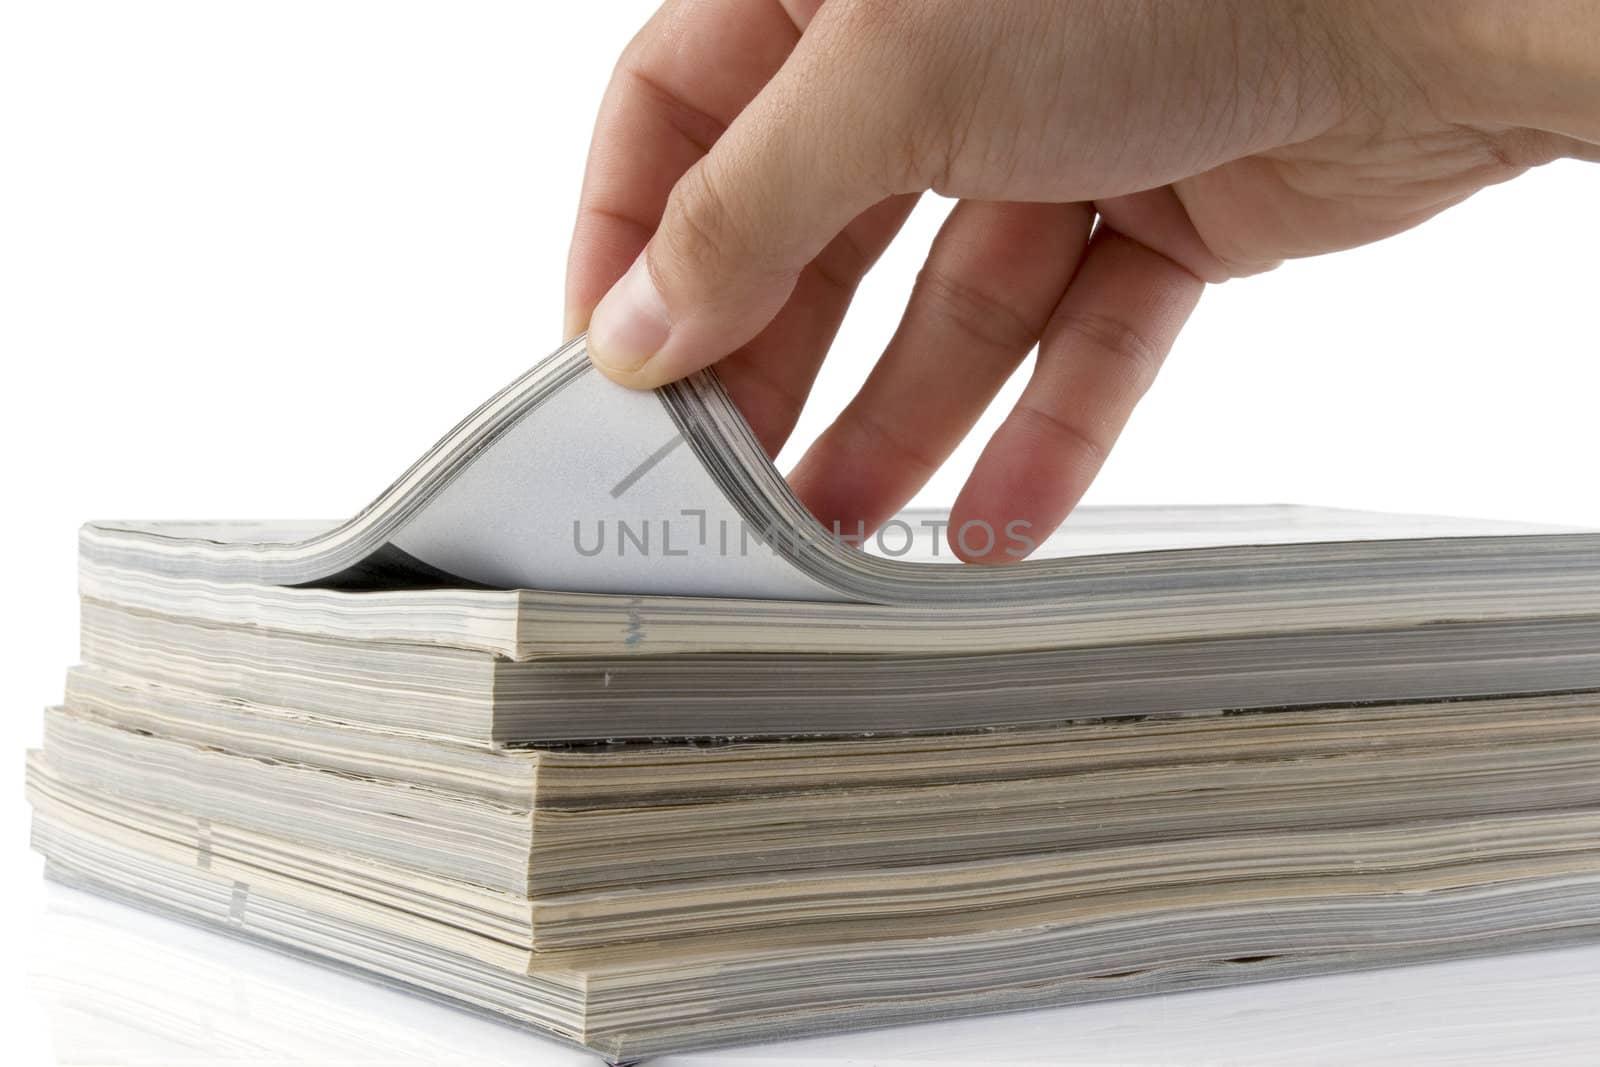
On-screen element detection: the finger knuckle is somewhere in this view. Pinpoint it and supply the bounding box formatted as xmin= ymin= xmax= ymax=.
xmin=1052 ymin=310 xmax=1165 ymax=390
xmin=656 ymin=163 xmax=743 ymax=287
xmin=917 ymin=265 xmax=1040 ymax=352
xmin=1014 ymin=401 xmax=1111 ymax=469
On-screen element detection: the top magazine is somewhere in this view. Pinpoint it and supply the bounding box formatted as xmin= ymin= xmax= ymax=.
xmin=76 ymin=335 xmax=1600 ymax=742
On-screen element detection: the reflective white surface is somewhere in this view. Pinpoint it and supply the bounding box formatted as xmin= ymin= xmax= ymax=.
xmin=21 ymin=880 xmax=1600 ymax=1066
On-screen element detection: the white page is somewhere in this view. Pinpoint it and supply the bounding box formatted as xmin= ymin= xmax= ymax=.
xmin=391 ymin=369 xmax=839 ymax=600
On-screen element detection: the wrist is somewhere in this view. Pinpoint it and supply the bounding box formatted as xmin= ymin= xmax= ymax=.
xmin=1391 ymin=1 xmax=1600 ymax=144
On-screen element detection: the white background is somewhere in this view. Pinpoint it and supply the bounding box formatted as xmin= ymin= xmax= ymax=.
xmin=1 ymin=2 xmax=1597 ymax=1063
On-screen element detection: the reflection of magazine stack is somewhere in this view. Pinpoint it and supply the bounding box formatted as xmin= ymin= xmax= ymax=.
xmin=27 ymin=337 xmax=1600 ymax=1060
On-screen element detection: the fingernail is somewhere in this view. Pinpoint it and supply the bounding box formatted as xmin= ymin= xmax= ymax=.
xmin=587 ymin=255 xmax=669 ymax=375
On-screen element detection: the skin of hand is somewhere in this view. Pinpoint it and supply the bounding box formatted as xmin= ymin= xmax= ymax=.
xmin=566 ymin=0 xmax=1600 ymax=562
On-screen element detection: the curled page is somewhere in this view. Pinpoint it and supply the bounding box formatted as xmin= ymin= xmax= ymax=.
xmin=78 ymin=335 xmax=1598 ymax=609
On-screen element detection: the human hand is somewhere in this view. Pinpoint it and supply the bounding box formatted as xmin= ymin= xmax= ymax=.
xmin=567 ymin=0 xmax=1599 ymax=561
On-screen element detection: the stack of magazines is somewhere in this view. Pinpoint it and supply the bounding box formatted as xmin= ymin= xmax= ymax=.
xmin=27 ymin=338 xmax=1600 ymax=1062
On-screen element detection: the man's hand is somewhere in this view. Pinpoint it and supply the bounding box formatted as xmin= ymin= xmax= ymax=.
xmin=566 ymin=0 xmax=1599 ymax=561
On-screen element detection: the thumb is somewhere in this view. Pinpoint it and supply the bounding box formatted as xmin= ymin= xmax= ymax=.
xmin=585 ymin=11 xmax=920 ymax=388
